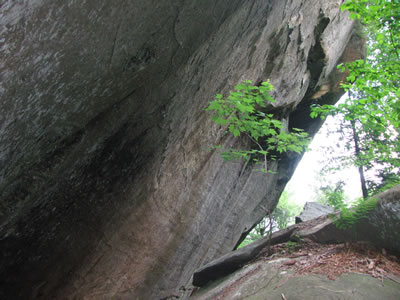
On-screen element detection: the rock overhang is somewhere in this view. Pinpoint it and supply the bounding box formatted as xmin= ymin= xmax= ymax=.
xmin=0 ymin=1 xmax=366 ymax=299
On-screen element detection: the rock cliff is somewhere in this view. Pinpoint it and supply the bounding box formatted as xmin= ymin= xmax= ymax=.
xmin=0 ymin=1 xmax=364 ymax=299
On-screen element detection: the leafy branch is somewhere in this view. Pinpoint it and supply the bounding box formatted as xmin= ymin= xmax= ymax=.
xmin=206 ymin=80 xmax=310 ymax=173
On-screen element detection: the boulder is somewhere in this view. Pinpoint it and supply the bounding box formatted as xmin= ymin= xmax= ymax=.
xmin=296 ymin=202 xmax=335 ymax=223
xmin=0 ymin=1 xmax=364 ymax=299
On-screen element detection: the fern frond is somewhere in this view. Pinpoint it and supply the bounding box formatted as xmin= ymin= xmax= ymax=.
xmin=333 ymin=198 xmax=377 ymax=230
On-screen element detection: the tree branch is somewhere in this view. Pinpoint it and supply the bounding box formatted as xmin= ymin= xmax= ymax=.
xmin=246 ymin=133 xmax=268 ymax=173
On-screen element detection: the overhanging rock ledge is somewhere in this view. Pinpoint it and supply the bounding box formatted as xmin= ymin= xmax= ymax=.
xmin=0 ymin=1 xmax=364 ymax=299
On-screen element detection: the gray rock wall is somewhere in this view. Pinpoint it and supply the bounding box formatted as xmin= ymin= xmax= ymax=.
xmin=0 ymin=1 xmax=363 ymax=299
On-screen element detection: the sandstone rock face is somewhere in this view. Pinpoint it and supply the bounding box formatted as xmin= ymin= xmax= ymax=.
xmin=0 ymin=1 xmax=363 ymax=299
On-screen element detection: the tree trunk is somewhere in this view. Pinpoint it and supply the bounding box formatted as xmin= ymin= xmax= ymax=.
xmin=351 ymin=119 xmax=369 ymax=199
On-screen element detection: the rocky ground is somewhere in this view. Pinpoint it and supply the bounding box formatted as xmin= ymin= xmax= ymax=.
xmin=190 ymin=186 xmax=400 ymax=299
xmin=256 ymin=239 xmax=400 ymax=283
xmin=191 ymin=239 xmax=400 ymax=300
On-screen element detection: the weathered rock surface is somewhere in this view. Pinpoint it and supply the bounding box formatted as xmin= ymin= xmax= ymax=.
xmin=192 ymin=185 xmax=400 ymax=290
xmin=296 ymin=202 xmax=335 ymax=223
xmin=191 ymin=258 xmax=400 ymax=300
xmin=0 ymin=1 xmax=364 ymax=299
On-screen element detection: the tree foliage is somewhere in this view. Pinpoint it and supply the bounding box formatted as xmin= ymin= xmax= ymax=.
xmin=207 ymin=80 xmax=310 ymax=173
xmin=311 ymin=0 xmax=400 ymax=196
xmin=317 ymin=180 xmax=348 ymax=211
